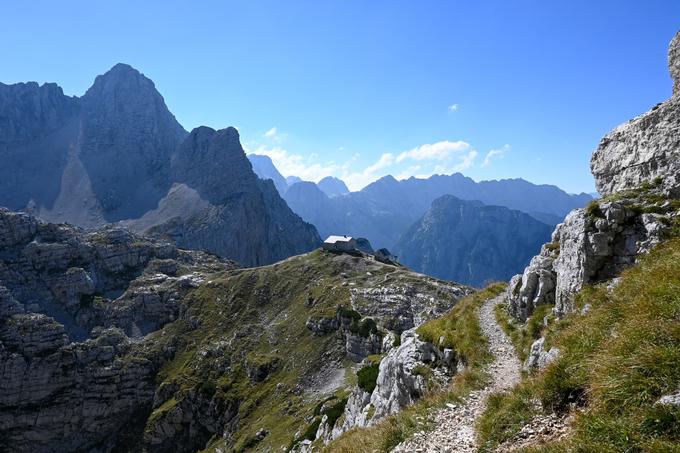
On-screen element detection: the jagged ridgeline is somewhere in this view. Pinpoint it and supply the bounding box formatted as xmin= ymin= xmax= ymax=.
xmin=0 ymin=207 xmax=470 ymax=452
xmin=0 ymin=64 xmax=320 ymax=267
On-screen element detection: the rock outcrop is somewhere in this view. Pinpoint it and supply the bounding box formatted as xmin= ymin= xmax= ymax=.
xmin=591 ymin=31 xmax=680 ymax=197
xmin=329 ymin=329 xmax=457 ymax=439
xmin=523 ymin=337 xmax=560 ymax=371
xmin=509 ymin=32 xmax=680 ymax=321
xmin=0 ymin=208 xmax=236 ymax=452
xmin=508 ymin=193 xmax=677 ymax=320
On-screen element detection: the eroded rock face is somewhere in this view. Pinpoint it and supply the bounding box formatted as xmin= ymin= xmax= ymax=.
xmin=510 ymin=32 xmax=680 ymax=321
xmin=508 ymin=201 xmax=675 ymax=319
xmin=671 ymin=31 xmax=680 ymax=96
xmin=0 ymin=209 xmax=236 ymax=452
xmin=332 ymin=329 xmax=457 ymax=438
xmin=591 ymin=31 xmax=680 ymax=197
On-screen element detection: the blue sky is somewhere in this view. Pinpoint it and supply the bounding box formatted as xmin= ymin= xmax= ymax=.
xmin=2 ymin=1 xmax=678 ymax=192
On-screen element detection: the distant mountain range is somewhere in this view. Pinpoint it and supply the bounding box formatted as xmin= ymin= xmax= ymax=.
xmin=248 ymin=154 xmax=590 ymax=285
xmin=0 ymin=64 xmax=320 ymax=266
xmin=248 ymin=155 xmax=590 ymax=247
xmin=0 ymin=64 xmax=589 ymax=282
xmin=247 ymin=155 xmax=349 ymax=198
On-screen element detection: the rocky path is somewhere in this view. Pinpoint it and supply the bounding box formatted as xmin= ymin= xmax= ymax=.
xmin=393 ymin=294 xmax=521 ymax=452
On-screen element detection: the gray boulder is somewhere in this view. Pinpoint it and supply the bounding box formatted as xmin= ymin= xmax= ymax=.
xmin=523 ymin=337 xmax=560 ymax=371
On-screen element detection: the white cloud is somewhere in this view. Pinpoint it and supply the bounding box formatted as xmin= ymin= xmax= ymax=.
xmin=246 ymin=132 xmax=487 ymax=192
xmin=396 ymin=140 xmax=472 ymax=163
xmin=448 ymin=103 xmax=459 ymax=112
xmin=482 ymin=144 xmax=510 ymax=167
xmin=264 ymin=127 xmax=277 ymax=138
xmin=342 ymin=153 xmax=395 ymax=191
xmin=395 ymin=165 xmax=422 ymax=180
xmin=249 ymin=145 xmax=342 ymax=182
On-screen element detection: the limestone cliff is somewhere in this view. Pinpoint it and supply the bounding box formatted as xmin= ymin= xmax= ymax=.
xmin=591 ymin=31 xmax=680 ymax=197
xmin=509 ymin=31 xmax=680 ymax=321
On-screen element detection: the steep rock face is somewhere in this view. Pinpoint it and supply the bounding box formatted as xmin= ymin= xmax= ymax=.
xmin=394 ymin=195 xmax=552 ymax=287
xmin=141 ymin=126 xmax=322 ymax=266
xmin=0 ymin=208 xmax=236 ymax=453
xmin=0 ymin=82 xmax=79 ymax=212
xmin=672 ymin=31 xmax=680 ymax=96
xmin=509 ymin=33 xmax=680 ymax=321
xmin=0 ymin=64 xmax=187 ymax=225
xmin=591 ymin=31 xmax=680 ymax=197
xmin=79 ymin=63 xmax=188 ymax=221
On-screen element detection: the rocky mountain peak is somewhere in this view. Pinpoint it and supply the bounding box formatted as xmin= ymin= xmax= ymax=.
xmin=82 ymin=63 xmax=184 ymax=132
xmin=84 ymin=63 xmax=154 ymax=98
xmin=172 ymin=126 xmax=258 ymax=203
xmin=670 ymin=30 xmax=680 ymax=96
xmin=318 ymin=176 xmax=350 ymax=197
xmin=591 ymin=32 xmax=680 ymax=197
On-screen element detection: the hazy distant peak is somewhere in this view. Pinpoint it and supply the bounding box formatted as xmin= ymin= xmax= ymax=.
xmin=318 ymin=176 xmax=349 ymax=197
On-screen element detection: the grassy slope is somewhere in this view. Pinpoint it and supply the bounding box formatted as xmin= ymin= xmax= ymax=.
xmin=136 ymin=249 xmax=464 ymax=452
xmin=325 ymin=283 xmax=506 ymax=453
xmin=478 ymin=239 xmax=680 ymax=452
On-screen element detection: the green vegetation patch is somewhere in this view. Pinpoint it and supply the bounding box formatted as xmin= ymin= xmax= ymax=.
xmin=416 ymin=282 xmax=506 ymax=361
xmin=478 ymin=238 xmax=680 ymax=452
xmin=357 ymin=363 xmax=380 ymax=393
xmin=325 ymin=283 xmax=506 ymax=452
xmin=495 ymin=302 xmax=554 ymax=362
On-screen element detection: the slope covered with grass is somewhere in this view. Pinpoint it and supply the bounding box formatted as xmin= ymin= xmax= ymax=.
xmin=133 ymin=249 xmax=468 ymax=452
xmin=325 ymin=283 xmax=506 ymax=452
xmin=478 ymin=239 xmax=680 ymax=452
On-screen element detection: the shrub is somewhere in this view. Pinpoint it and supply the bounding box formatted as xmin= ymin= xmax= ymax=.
xmin=585 ymin=200 xmax=604 ymax=218
xmin=357 ymin=363 xmax=380 ymax=393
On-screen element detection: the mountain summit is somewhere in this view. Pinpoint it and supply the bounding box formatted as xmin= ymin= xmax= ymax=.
xmin=0 ymin=64 xmax=320 ymax=266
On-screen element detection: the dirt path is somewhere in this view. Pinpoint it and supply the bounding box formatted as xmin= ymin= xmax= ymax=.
xmin=392 ymin=294 xmax=521 ymax=453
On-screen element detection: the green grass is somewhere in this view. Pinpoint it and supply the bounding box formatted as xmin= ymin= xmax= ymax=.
xmin=495 ymin=302 xmax=554 ymax=362
xmin=416 ymin=282 xmax=506 ymax=361
xmin=138 ymin=248 xmax=469 ymax=452
xmin=325 ymin=283 xmax=506 ymax=452
xmin=478 ymin=238 xmax=680 ymax=452
xmin=357 ymin=363 xmax=380 ymax=393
